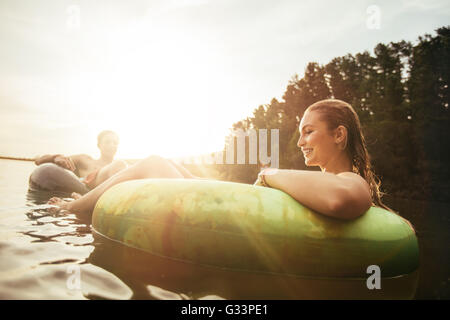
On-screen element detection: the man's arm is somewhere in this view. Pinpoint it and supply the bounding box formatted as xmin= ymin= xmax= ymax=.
xmin=35 ymin=154 xmax=62 ymax=165
xmin=35 ymin=154 xmax=76 ymax=172
xmin=67 ymin=154 xmax=88 ymax=170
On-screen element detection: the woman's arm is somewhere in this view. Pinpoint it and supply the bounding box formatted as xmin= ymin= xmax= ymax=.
xmin=263 ymin=169 xmax=372 ymax=220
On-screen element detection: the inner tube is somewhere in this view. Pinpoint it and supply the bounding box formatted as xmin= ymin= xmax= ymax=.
xmin=92 ymin=179 xmax=419 ymax=280
xmin=29 ymin=163 xmax=90 ymax=194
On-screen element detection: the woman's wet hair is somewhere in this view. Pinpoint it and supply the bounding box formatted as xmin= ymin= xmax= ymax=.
xmin=306 ymin=99 xmax=394 ymax=213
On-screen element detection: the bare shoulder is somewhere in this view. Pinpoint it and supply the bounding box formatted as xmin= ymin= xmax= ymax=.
xmin=337 ymin=172 xmax=371 ymax=193
xmin=69 ymin=154 xmax=93 ymax=161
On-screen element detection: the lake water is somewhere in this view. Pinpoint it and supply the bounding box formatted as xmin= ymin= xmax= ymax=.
xmin=0 ymin=158 xmax=448 ymax=299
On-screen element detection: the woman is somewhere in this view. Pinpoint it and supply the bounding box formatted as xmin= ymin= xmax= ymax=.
xmin=255 ymin=99 xmax=391 ymax=219
xmin=48 ymin=99 xmax=388 ymax=219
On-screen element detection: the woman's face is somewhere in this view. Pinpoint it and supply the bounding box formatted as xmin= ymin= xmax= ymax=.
xmin=297 ymin=110 xmax=340 ymax=169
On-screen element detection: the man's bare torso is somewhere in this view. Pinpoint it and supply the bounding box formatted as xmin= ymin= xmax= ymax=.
xmin=69 ymin=154 xmax=111 ymax=178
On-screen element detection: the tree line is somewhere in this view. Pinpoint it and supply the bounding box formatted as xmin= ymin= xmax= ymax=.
xmin=200 ymin=26 xmax=449 ymax=203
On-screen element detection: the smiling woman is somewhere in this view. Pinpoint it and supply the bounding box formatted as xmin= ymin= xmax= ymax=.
xmin=257 ymin=99 xmax=393 ymax=220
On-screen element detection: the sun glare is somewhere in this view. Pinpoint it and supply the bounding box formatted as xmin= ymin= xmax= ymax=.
xmin=66 ymin=17 xmax=232 ymax=159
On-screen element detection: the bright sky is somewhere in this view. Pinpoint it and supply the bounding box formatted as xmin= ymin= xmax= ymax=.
xmin=0 ymin=0 xmax=449 ymax=159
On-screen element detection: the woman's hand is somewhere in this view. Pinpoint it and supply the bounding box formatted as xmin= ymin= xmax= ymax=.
xmin=253 ymin=175 xmax=264 ymax=186
xmin=54 ymin=156 xmax=76 ymax=171
xmin=254 ymin=168 xmax=278 ymax=187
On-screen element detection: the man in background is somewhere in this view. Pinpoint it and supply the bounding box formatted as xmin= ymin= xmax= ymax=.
xmin=34 ymin=130 xmax=127 ymax=191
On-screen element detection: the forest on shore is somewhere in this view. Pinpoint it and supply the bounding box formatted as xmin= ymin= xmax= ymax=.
xmin=196 ymin=26 xmax=449 ymax=203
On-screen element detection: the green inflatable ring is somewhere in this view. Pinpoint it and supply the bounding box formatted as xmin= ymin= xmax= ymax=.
xmin=92 ymin=179 xmax=419 ymax=279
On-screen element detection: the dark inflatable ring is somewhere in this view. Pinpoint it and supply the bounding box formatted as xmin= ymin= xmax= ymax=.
xmin=29 ymin=163 xmax=90 ymax=194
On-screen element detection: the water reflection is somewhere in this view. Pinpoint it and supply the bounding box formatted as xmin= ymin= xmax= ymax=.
xmin=0 ymin=189 xmax=132 ymax=299
xmin=24 ymin=189 xmax=92 ymax=243
xmin=87 ymin=229 xmax=419 ymax=300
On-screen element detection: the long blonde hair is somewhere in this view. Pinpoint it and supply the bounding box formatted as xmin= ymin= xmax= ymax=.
xmin=307 ymin=99 xmax=394 ymax=212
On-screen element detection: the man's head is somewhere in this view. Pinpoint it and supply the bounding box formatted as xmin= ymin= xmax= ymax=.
xmin=97 ymin=130 xmax=119 ymax=159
